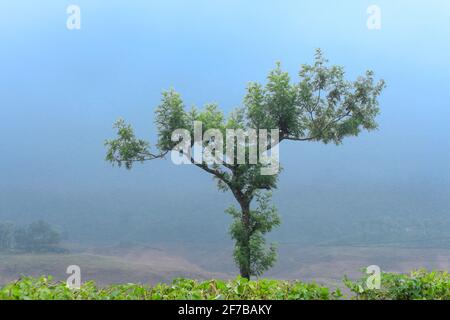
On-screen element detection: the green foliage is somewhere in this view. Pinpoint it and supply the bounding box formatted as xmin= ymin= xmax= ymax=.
xmin=245 ymin=49 xmax=385 ymax=143
xmin=0 ymin=220 xmax=62 ymax=253
xmin=228 ymin=192 xmax=281 ymax=277
xmin=105 ymin=50 xmax=385 ymax=279
xmin=2 ymin=270 xmax=449 ymax=300
xmin=0 ymin=222 xmax=15 ymax=251
xmin=105 ymin=119 xmax=154 ymax=169
xmin=155 ymin=89 xmax=189 ymax=151
xmin=0 ymin=276 xmax=340 ymax=300
xmin=344 ymin=269 xmax=450 ymax=300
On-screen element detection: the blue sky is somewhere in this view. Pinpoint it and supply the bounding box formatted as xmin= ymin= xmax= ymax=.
xmin=0 ymin=1 xmax=449 ymax=241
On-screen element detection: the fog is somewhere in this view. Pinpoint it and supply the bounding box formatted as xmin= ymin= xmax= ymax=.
xmin=0 ymin=1 xmax=449 ymax=282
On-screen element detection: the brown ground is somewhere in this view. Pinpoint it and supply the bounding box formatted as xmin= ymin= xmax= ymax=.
xmin=1 ymin=243 xmax=449 ymax=288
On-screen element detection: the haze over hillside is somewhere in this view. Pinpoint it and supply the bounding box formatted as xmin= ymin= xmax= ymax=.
xmin=0 ymin=0 xmax=449 ymax=282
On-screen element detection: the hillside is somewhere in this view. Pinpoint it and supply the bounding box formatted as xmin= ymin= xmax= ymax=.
xmin=0 ymin=245 xmax=227 ymax=286
xmin=1 ymin=244 xmax=449 ymax=288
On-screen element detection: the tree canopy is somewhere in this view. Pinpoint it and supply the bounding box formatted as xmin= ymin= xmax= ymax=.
xmin=106 ymin=49 xmax=385 ymax=278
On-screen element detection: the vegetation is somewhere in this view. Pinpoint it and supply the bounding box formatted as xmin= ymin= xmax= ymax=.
xmin=105 ymin=49 xmax=385 ymax=279
xmin=0 ymin=221 xmax=62 ymax=253
xmin=0 ymin=276 xmax=340 ymax=300
xmin=345 ymin=269 xmax=450 ymax=300
xmin=0 ymin=270 xmax=448 ymax=300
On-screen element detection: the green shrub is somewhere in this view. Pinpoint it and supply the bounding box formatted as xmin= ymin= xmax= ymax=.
xmin=0 ymin=220 xmax=63 ymax=253
xmin=0 ymin=276 xmax=340 ymax=300
xmin=1 ymin=270 xmax=448 ymax=300
xmin=344 ymin=269 xmax=450 ymax=300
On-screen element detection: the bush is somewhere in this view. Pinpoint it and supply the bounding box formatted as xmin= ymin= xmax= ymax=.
xmin=0 ymin=220 xmax=62 ymax=253
xmin=14 ymin=221 xmax=62 ymax=253
xmin=0 ymin=276 xmax=341 ymax=300
xmin=1 ymin=270 xmax=448 ymax=300
xmin=344 ymin=269 xmax=450 ymax=300
xmin=0 ymin=222 xmax=15 ymax=251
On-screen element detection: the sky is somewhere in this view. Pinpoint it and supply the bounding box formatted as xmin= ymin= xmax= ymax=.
xmin=0 ymin=0 xmax=449 ymax=244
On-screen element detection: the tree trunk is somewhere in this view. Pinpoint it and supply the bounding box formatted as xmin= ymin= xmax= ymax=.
xmin=239 ymin=200 xmax=251 ymax=280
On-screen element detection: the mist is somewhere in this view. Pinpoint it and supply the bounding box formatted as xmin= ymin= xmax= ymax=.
xmin=0 ymin=0 xmax=449 ymax=284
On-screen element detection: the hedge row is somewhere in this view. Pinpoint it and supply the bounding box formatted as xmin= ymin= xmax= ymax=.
xmin=0 ymin=270 xmax=448 ymax=300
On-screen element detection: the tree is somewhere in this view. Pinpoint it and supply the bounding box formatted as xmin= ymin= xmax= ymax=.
xmin=14 ymin=220 xmax=61 ymax=252
xmin=105 ymin=50 xmax=385 ymax=279
xmin=0 ymin=222 xmax=15 ymax=251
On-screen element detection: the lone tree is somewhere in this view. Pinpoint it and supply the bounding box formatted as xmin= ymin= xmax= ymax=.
xmin=105 ymin=50 xmax=385 ymax=279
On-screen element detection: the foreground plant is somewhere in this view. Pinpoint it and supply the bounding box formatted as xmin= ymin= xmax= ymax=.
xmin=105 ymin=49 xmax=385 ymax=279
xmin=0 ymin=276 xmax=340 ymax=300
xmin=344 ymin=269 xmax=450 ymax=300
xmin=2 ymin=270 xmax=449 ymax=300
